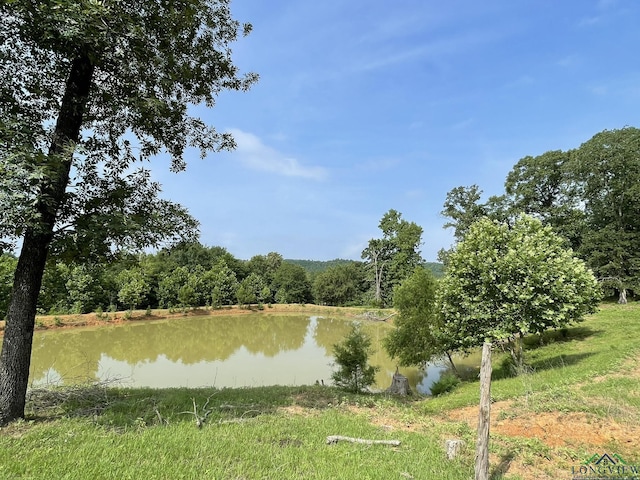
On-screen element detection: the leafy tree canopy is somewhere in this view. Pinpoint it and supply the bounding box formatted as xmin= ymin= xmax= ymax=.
xmin=442 ymin=127 xmax=640 ymax=303
xmin=313 ymin=262 xmax=368 ymax=306
xmin=0 ymin=0 xmax=256 ymax=253
xmin=0 ymin=0 xmax=257 ymax=424
xmin=384 ymin=266 xmax=443 ymax=367
xmin=361 ymin=209 xmax=423 ymax=306
xmin=438 ymin=215 xmax=600 ymax=369
xmin=573 ymin=127 xmax=640 ymax=302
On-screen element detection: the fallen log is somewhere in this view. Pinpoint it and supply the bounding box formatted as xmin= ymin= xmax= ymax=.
xmin=326 ymin=435 xmax=401 ymax=446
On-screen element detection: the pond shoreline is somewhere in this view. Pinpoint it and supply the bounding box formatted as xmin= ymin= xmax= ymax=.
xmin=0 ymin=304 xmax=392 ymax=335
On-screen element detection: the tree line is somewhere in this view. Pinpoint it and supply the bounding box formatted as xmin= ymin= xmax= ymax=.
xmin=0 ymin=208 xmax=432 ymax=317
xmin=440 ymin=126 xmax=640 ymax=304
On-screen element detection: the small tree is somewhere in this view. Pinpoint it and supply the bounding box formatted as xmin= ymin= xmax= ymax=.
xmin=331 ymin=323 xmax=379 ymax=393
xmin=438 ymin=215 xmax=601 ymax=372
xmin=236 ymin=273 xmax=265 ymax=308
xmin=117 ymin=268 xmax=150 ymax=312
xmin=384 ymin=266 xmax=459 ymax=372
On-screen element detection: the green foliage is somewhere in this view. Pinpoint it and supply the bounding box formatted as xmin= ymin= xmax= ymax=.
xmin=286 ymin=258 xmax=357 ymax=275
xmin=423 ymin=262 xmax=444 ymax=278
xmin=0 ymin=0 xmax=257 ymax=249
xmin=362 ymin=209 xmax=424 ymax=306
xmin=331 ymin=323 xmax=379 ymax=393
xmin=246 ymin=252 xmax=283 ymax=296
xmin=385 ymin=267 xmax=444 ymax=366
xmin=440 ymin=185 xmax=487 ymax=243
xmin=574 ymin=127 xmax=640 ymax=302
xmin=66 ymin=265 xmax=103 ymax=314
xmin=272 ymin=262 xmax=312 ymax=304
xmin=438 ymin=185 xmax=512 ymax=264
xmin=479 ymin=127 xmax=640 ymax=303
xmin=116 ymin=268 xmax=150 ymax=311
xmin=206 ymin=262 xmax=239 ymax=308
xmin=12 ymin=243 xmax=378 ymax=315
xmin=429 ymin=372 xmax=460 ymax=396
xmin=504 ymin=150 xmax=584 ymax=250
xmin=236 ymin=273 xmax=266 ymax=307
xmin=0 ymin=254 xmax=17 ymax=319
xmin=438 ymin=215 xmax=601 ymax=369
xmin=177 ymin=284 xmax=197 ymax=310
xmin=157 ymin=266 xmax=190 ymax=308
xmin=313 ymin=262 xmax=368 ymax=306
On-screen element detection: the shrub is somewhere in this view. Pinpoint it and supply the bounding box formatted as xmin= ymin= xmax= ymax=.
xmin=429 ymin=372 xmax=460 ymax=396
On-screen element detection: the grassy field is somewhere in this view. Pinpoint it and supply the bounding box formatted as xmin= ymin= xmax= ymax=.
xmin=1 ymin=303 xmax=639 ymax=479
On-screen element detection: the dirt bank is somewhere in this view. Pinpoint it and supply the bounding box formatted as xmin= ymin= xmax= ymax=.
xmin=0 ymin=304 xmax=379 ymax=334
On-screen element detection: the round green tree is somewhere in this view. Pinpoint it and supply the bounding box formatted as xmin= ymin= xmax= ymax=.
xmin=438 ymin=214 xmax=601 ymax=371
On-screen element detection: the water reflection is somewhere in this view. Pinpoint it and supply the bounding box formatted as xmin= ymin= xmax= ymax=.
xmin=29 ymin=315 xmax=459 ymax=393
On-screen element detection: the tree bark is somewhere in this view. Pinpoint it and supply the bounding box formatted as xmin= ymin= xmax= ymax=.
xmin=386 ymin=369 xmax=412 ymax=396
xmin=475 ymin=342 xmax=492 ymax=480
xmin=618 ymin=288 xmax=627 ymax=304
xmin=0 ymin=55 xmax=94 ymax=425
xmin=446 ymin=351 xmax=459 ymax=376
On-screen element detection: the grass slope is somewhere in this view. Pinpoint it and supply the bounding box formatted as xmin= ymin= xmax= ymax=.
xmin=1 ymin=303 xmax=639 ymax=479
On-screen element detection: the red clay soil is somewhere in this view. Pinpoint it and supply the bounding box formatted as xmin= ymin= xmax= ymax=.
xmin=446 ymin=400 xmax=640 ymax=449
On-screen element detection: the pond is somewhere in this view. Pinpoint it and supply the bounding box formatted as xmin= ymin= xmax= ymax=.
xmin=29 ymin=314 xmax=478 ymax=394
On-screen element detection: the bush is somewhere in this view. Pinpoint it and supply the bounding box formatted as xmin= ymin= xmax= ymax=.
xmin=429 ymin=372 xmax=460 ymax=396
xmin=331 ymin=323 xmax=379 ymax=393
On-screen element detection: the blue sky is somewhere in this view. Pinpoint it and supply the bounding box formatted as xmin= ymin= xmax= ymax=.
xmin=153 ymin=0 xmax=640 ymax=262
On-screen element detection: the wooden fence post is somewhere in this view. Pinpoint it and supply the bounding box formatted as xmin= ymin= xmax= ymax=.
xmin=475 ymin=342 xmax=492 ymax=480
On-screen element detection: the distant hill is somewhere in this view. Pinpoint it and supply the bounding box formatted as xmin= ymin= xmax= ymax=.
xmin=423 ymin=262 xmax=444 ymax=278
xmin=285 ymin=259 xmax=357 ymax=275
xmin=287 ymin=258 xmax=444 ymax=278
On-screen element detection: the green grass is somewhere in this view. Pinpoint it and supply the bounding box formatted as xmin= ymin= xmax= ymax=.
xmin=423 ymin=303 xmax=640 ymax=416
xmin=1 ymin=388 xmax=474 ymax=479
xmin=1 ymin=303 xmax=640 ymax=479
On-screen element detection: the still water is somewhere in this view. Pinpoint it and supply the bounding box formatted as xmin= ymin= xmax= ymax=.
xmin=29 ymin=314 xmax=474 ymax=394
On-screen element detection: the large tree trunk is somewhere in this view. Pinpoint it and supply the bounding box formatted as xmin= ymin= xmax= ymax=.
xmin=0 ymin=55 xmax=94 ymax=425
xmin=618 ymin=288 xmax=627 ymax=305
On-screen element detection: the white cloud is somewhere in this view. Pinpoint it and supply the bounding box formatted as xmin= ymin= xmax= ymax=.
xmin=227 ymin=129 xmax=328 ymax=180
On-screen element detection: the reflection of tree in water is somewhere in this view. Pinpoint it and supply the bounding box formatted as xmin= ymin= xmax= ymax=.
xmin=240 ymin=316 xmax=309 ymax=356
xmin=30 ymin=315 xmax=428 ymax=391
xmin=313 ymin=317 xmax=353 ymax=356
xmin=30 ymin=315 xmax=311 ymax=382
xmin=30 ymin=330 xmax=105 ymax=384
xmin=313 ymin=317 xmax=390 ymax=356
